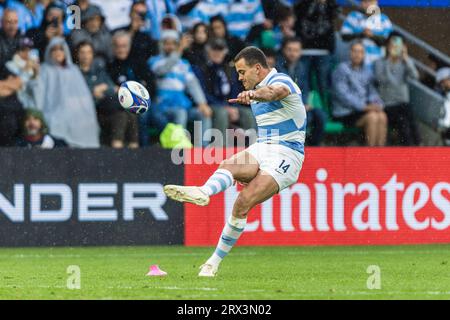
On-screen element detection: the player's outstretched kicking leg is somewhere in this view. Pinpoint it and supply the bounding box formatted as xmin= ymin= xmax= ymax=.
xmin=164 ymin=148 xmax=297 ymax=277
xmin=163 ymin=185 xmax=211 ymax=206
xmin=164 ymin=149 xmax=259 ymax=209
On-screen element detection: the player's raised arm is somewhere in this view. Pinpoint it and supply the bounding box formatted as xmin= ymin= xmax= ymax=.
xmin=254 ymin=84 xmax=291 ymax=102
xmin=228 ymin=85 xmax=290 ymax=105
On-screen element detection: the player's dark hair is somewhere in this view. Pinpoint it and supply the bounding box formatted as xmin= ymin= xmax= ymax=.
xmin=234 ymin=46 xmax=269 ymax=68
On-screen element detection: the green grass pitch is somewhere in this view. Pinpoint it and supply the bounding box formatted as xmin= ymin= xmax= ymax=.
xmin=0 ymin=245 xmax=449 ymax=299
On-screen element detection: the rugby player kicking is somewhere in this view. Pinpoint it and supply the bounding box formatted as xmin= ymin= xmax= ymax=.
xmin=164 ymin=47 xmax=307 ymax=277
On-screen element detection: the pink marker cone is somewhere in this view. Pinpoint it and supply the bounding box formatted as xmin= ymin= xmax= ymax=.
xmin=146 ymin=265 xmax=167 ymax=276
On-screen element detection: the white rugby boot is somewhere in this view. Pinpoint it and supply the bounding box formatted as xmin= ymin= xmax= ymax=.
xmin=198 ymin=263 xmax=219 ymax=277
xmin=163 ymin=185 xmax=210 ymax=206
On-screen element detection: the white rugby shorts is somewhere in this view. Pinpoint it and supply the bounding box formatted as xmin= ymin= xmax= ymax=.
xmin=246 ymin=142 xmax=304 ymax=191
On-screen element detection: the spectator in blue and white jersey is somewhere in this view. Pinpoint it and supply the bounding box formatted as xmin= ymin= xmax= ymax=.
xmin=340 ymin=0 xmax=392 ymax=66
xmin=160 ymin=13 xmax=183 ymax=34
xmin=144 ymin=0 xmax=176 ymax=40
xmin=109 ymin=0 xmax=177 ymax=39
xmin=21 ymin=0 xmax=45 ymax=32
xmin=0 ymin=0 xmax=37 ymax=34
xmin=226 ymin=0 xmax=266 ymax=40
xmin=148 ymin=30 xmax=213 ymax=146
xmin=178 ymin=0 xmax=266 ymax=40
xmin=176 ymin=0 xmax=228 ymax=30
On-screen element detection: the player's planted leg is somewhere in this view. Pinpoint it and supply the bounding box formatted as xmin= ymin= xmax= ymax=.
xmin=198 ymin=214 xmax=247 ymax=277
xmin=199 ymin=172 xmax=279 ymax=277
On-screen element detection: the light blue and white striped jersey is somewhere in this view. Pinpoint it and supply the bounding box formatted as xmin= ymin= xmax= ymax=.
xmin=341 ymin=11 xmax=393 ymax=66
xmin=252 ymin=68 xmax=307 ymax=155
xmin=148 ymin=54 xmax=197 ymax=110
xmin=179 ymin=0 xmax=265 ymax=39
xmin=0 ymin=0 xmax=43 ymax=34
xmin=178 ymin=0 xmax=228 ymax=30
xmin=225 ymin=0 xmax=265 ymax=40
xmin=146 ymin=0 xmax=177 ymax=39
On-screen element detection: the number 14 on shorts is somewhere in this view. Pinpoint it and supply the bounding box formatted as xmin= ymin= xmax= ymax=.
xmin=278 ymin=160 xmax=290 ymax=174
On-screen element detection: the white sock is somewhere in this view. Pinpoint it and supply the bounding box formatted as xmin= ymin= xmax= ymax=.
xmin=200 ymin=168 xmax=234 ymax=196
xmin=206 ymin=215 xmax=247 ymax=266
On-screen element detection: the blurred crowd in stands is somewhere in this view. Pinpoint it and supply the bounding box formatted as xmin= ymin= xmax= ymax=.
xmin=0 ymin=0 xmax=449 ymax=149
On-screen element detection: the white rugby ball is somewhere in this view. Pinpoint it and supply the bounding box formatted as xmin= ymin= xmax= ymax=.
xmin=118 ymin=81 xmax=151 ymax=114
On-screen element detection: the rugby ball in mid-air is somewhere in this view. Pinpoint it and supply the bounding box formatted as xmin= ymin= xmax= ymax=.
xmin=118 ymin=81 xmax=151 ymax=114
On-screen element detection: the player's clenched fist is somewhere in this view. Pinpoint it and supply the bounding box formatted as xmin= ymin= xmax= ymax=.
xmin=228 ymin=90 xmax=255 ymax=105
